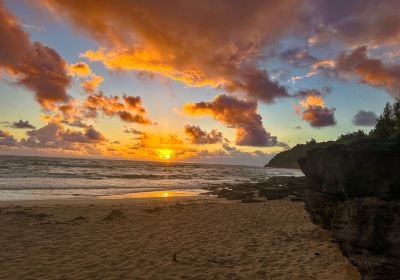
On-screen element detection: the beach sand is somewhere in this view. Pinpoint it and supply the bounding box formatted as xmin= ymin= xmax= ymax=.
xmin=0 ymin=197 xmax=360 ymax=280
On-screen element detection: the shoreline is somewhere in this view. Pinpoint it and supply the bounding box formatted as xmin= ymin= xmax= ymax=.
xmin=0 ymin=193 xmax=214 ymax=207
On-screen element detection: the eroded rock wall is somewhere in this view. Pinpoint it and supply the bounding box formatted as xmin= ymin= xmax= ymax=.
xmin=299 ymin=140 xmax=400 ymax=280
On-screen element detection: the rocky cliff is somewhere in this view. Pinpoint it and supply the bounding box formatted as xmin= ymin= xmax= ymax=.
xmin=298 ymin=140 xmax=400 ymax=280
xmin=265 ymin=141 xmax=333 ymax=169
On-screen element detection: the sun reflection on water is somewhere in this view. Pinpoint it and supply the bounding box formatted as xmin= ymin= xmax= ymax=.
xmin=98 ymin=190 xmax=203 ymax=199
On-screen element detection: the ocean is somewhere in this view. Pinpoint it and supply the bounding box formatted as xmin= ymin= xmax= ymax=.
xmin=0 ymin=155 xmax=303 ymax=200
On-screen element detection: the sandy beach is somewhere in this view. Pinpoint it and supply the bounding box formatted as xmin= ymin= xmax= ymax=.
xmin=0 ymin=196 xmax=360 ymax=280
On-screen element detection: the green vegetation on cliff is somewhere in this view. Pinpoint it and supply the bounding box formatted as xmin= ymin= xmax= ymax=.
xmin=265 ymin=139 xmax=331 ymax=169
xmin=266 ymin=98 xmax=400 ymax=169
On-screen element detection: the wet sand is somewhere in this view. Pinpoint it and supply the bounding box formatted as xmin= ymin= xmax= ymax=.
xmin=0 ymin=197 xmax=360 ymax=279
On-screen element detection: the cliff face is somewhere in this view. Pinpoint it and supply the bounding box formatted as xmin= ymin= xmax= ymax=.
xmin=298 ymin=140 xmax=400 ymax=280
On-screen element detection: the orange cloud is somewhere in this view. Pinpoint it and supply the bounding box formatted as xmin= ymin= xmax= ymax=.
xmin=183 ymin=94 xmax=286 ymax=147
xmin=0 ymin=2 xmax=71 ymax=109
xmin=39 ymin=0 xmax=307 ymax=103
xmin=335 ymin=46 xmax=400 ymax=97
xmin=69 ymin=62 xmax=91 ymax=77
xmin=300 ymin=94 xmax=325 ymax=108
xmin=84 ymin=91 xmax=152 ymax=124
xmin=82 ymin=74 xmax=104 ymax=93
xmin=294 ymin=89 xmax=336 ymax=128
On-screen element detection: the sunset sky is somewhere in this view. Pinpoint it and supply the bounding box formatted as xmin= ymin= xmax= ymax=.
xmin=0 ymin=0 xmax=399 ymax=165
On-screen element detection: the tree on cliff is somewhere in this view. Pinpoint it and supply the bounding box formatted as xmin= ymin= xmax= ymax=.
xmin=371 ymin=97 xmax=400 ymax=140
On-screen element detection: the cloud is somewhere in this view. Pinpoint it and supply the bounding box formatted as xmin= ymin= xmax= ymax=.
xmin=63 ymin=126 xmax=106 ymax=143
xmin=82 ymin=74 xmax=104 ymax=93
xmin=8 ymin=120 xmax=36 ymax=129
xmin=0 ymin=130 xmax=17 ymax=146
xmin=335 ymin=46 xmax=400 ymax=97
xmin=21 ymin=122 xmax=106 ymax=150
xmin=294 ymin=89 xmax=336 ymax=128
xmin=279 ymin=48 xmax=316 ymax=66
xmin=69 ymin=62 xmax=91 ymax=77
xmin=38 ymin=0 xmax=312 ymax=103
xmin=124 ymin=128 xmax=143 ymax=135
xmin=0 ymin=130 xmax=8 ymax=137
xmin=311 ymin=0 xmax=400 ymax=47
xmin=183 ymin=94 xmax=285 ymax=147
xmin=128 ymin=131 xmax=185 ymax=151
xmin=184 ymin=124 xmax=223 ymax=145
xmin=352 ymin=110 xmax=378 ymax=126
xmin=185 ymin=144 xmax=276 ymax=166
xmin=0 ymin=1 xmax=30 ymax=68
xmin=0 ymin=2 xmax=71 ymax=109
xmin=84 ymin=91 xmax=152 ymax=124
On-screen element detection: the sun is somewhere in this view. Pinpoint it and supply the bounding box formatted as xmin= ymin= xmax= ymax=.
xmin=158 ymin=149 xmax=173 ymax=160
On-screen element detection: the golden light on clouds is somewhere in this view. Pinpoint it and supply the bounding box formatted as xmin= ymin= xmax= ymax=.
xmin=157 ymin=149 xmax=173 ymax=160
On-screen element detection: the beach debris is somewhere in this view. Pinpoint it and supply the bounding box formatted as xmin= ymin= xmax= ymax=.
xmin=172 ymin=252 xmax=178 ymax=263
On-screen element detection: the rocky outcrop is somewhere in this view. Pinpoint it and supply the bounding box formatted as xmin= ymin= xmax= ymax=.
xmin=203 ymin=176 xmax=305 ymax=202
xmin=298 ymin=140 xmax=400 ymax=280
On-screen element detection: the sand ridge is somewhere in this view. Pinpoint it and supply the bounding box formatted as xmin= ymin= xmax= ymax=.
xmin=0 ymin=198 xmax=360 ymax=279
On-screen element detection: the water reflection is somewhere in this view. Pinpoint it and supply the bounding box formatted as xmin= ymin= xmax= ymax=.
xmin=98 ymin=189 xmax=204 ymax=199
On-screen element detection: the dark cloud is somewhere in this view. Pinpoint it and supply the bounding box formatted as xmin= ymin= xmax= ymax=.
xmin=8 ymin=120 xmax=36 ymax=129
xmin=301 ymin=106 xmax=336 ymax=128
xmin=61 ymin=119 xmax=89 ymax=129
xmin=335 ymin=46 xmax=400 ymax=97
xmin=39 ymin=0 xmax=308 ymax=103
xmin=352 ymin=110 xmax=378 ymax=126
xmin=186 ymin=144 xmax=276 ymax=166
xmin=124 ymin=128 xmax=144 ymax=135
xmin=0 ymin=1 xmax=30 ymax=68
xmin=0 ymin=130 xmax=17 ymax=146
xmin=311 ymin=0 xmax=400 ymax=46
xmin=17 ymin=42 xmax=71 ymax=108
xmin=0 ymin=130 xmax=8 ymax=137
xmin=0 ymin=136 xmax=17 ymax=146
xmin=21 ymin=122 xmax=106 ymax=150
xmin=279 ymin=48 xmax=316 ymax=66
xmin=184 ymin=124 xmax=223 ymax=145
xmin=294 ymin=89 xmax=336 ymax=128
xmin=63 ymin=126 xmax=106 ymax=143
xmin=183 ymin=94 xmax=286 ymax=147
xmin=0 ymin=2 xmax=71 ymax=109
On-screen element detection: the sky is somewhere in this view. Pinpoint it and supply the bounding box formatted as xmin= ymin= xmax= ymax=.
xmin=0 ymin=0 xmax=399 ymax=166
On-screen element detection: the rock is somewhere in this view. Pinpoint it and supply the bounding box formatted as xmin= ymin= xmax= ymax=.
xmin=203 ymin=176 xmax=305 ymax=202
xmin=299 ymin=140 xmax=400 ymax=280
xmin=241 ymin=198 xmax=265 ymax=203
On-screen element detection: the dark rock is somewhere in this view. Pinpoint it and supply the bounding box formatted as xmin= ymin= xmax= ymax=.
xmin=241 ymin=198 xmax=265 ymax=203
xmin=299 ymin=141 xmax=400 ymax=200
xmin=299 ymin=140 xmax=400 ymax=280
xmin=203 ymin=176 xmax=305 ymax=202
